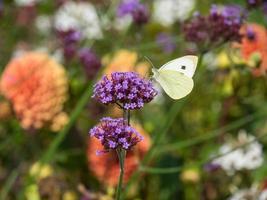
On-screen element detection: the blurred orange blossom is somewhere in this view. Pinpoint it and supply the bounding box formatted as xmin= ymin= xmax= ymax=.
xmin=235 ymin=23 xmax=267 ymax=76
xmin=0 ymin=52 xmax=68 ymax=131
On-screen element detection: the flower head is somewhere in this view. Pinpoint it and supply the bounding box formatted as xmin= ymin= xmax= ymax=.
xmin=54 ymin=1 xmax=103 ymax=40
xmin=234 ymin=24 xmax=267 ymax=76
xmin=152 ymin=0 xmax=195 ymax=26
xmin=89 ymin=117 xmax=143 ymax=152
xmin=103 ymin=49 xmax=150 ymax=76
xmin=247 ymin=0 xmax=262 ymax=8
xmin=183 ymin=4 xmax=245 ymax=49
xmin=117 ymin=0 xmax=149 ymax=25
xmin=210 ymin=130 xmax=263 ymax=174
xmin=156 ymin=32 xmax=177 ymax=54
xmin=117 ymin=0 xmax=140 ymax=16
xmin=57 ymin=29 xmax=82 ymax=60
xmin=78 ymin=48 xmax=102 ymax=79
xmin=0 ymin=52 xmax=68 ymax=130
xmin=92 ymin=72 xmax=157 ymax=110
xmin=88 ymin=123 xmax=150 ymax=186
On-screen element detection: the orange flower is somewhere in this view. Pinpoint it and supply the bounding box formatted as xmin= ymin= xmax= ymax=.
xmin=236 ymin=23 xmax=267 ymax=76
xmin=103 ymin=49 xmax=150 ymax=76
xmin=0 ymin=52 xmax=68 ymax=130
xmin=87 ymin=124 xmax=150 ymax=187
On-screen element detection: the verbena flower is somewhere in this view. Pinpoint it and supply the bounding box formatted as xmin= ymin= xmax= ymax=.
xmin=156 ymin=32 xmax=177 ymax=54
xmin=117 ymin=0 xmax=149 ymax=25
xmin=87 ymin=123 xmax=150 ymax=186
xmin=183 ymin=4 xmax=246 ymax=50
xmin=247 ymin=0 xmax=262 ymax=8
xmin=92 ymin=72 xmax=157 ymax=110
xmin=89 ymin=117 xmax=143 ymax=152
xmin=57 ymin=29 xmax=82 ymax=59
xmin=78 ymin=48 xmax=102 ymax=79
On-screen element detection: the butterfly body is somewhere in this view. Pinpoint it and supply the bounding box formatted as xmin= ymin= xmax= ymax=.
xmin=152 ymin=55 xmax=198 ymax=100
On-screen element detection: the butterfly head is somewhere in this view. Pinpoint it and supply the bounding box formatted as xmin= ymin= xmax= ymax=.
xmin=151 ymin=67 xmax=160 ymax=79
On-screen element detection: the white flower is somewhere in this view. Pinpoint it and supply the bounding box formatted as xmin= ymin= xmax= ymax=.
xmin=54 ymin=1 xmax=103 ymax=40
xmin=259 ymin=190 xmax=267 ymax=200
xmin=152 ymin=0 xmax=195 ymax=26
xmin=113 ymin=15 xmax=133 ymax=31
xmin=14 ymin=0 xmax=42 ymax=6
xmin=229 ymin=186 xmax=267 ymax=200
xmin=228 ymin=187 xmax=258 ymax=200
xmin=212 ymin=130 xmax=264 ymax=174
xmin=35 ymin=15 xmax=52 ymax=35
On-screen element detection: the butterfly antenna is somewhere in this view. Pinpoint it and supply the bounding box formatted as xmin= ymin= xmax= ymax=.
xmin=144 ymin=56 xmax=156 ymax=69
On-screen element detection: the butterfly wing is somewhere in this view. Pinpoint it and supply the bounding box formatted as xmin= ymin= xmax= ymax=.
xmin=159 ymin=55 xmax=198 ymax=78
xmin=153 ymin=69 xmax=194 ymax=100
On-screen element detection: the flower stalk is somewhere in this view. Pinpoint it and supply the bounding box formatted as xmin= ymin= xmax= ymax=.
xmin=116 ymin=109 xmax=129 ymax=200
xmin=116 ymin=148 xmax=126 ymax=200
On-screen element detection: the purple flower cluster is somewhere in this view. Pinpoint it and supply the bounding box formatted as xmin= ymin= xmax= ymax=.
xmin=247 ymin=0 xmax=261 ymax=8
xmin=89 ymin=117 xmax=143 ymax=151
xmin=93 ymin=72 xmax=157 ymax=110
xmin=78 ymin=48 xmax=102 ymax=79
xmin=57 ymin=29 xmax=82 ymax=59
xmin=246 ymin=0 xmax=267 ymax=14
xmin=117 ymin=0 xmax=149 ymax=25
xmin=156 ymin=33 xmax=177 ymax=54
xmin=183 ymin=4 xmax=246 ymax=49
xmin=57 ymin=30 xmax=101 ymax=79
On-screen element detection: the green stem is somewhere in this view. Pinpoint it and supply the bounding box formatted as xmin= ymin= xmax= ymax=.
xmin=116 ymin=148 xmax=126 ymax=200
xmin=155 ymin=108 xmax=266 ymax=155
xmin=0 ymin=169 xmax=19 ymax=199
xmin=116 ymin=109 xmax=129 ymax=200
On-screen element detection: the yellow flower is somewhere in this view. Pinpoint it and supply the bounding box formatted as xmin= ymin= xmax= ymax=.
xmin=25 ymin=184 xmax=40 ymax=200
xmin=103 ymin=49 xmax=150 ymax=76
xmin=216 ymin=51 xmax=244 ymax=69
xmin=63 ymin=191 xmax=77 ymax=200
xmin=180 ymin=168 xmax=200 ymax=183
xmin=30 ymin=162 xmax=53 ymax=180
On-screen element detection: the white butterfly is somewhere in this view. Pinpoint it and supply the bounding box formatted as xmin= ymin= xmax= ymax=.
xmin=152 ymin=55 xmax=198 ymax=100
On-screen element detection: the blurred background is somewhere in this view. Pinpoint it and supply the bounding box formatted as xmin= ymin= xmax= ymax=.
xmin=1 ymin=0 xmax=267 ymax=199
